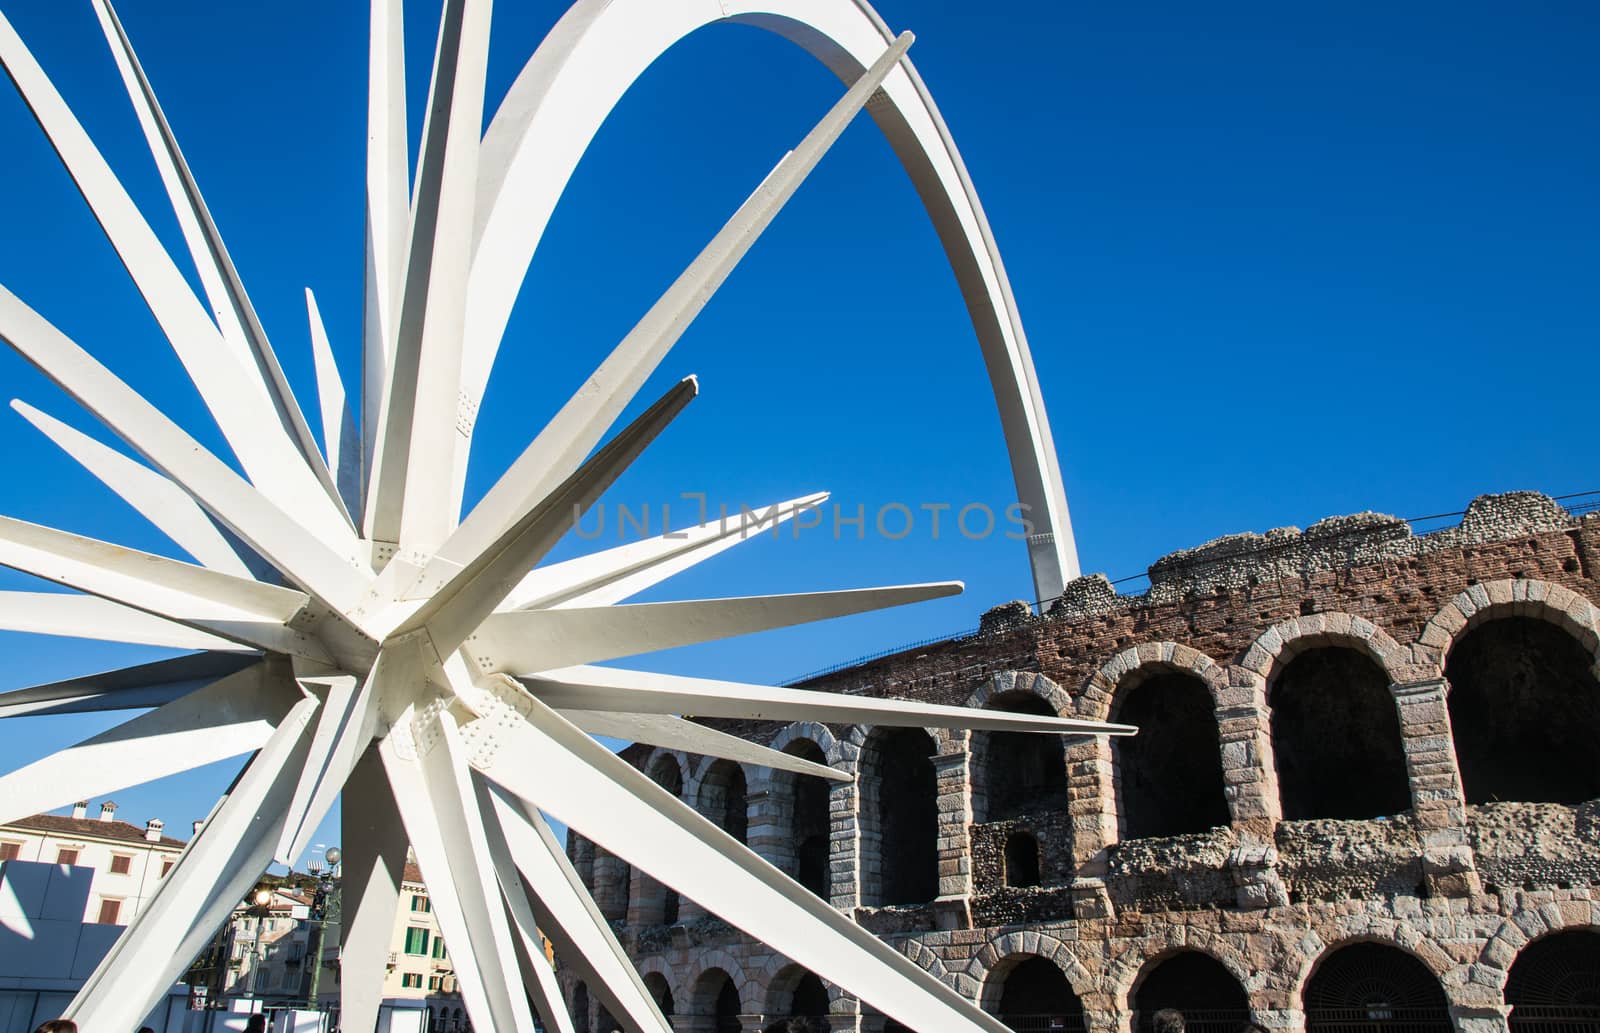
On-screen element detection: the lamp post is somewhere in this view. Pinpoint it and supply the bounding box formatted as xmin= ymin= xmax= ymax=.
xmin=305 ymin=847 xmax=341 ymax=1012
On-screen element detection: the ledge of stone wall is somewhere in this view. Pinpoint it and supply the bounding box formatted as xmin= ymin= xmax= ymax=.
xmin=1469 ymin=800 xmax=1600 ymax=895
xmin=1275 ymin=814 xmax=1425 ymax=902
xmin=1105 ymin=826 xmax=1236 ymax=911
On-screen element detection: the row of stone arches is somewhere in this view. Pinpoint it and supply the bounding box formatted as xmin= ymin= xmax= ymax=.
xmin=591 ymin=929 xmax=1596 ymax=1032
xmin=570 ymin=577 xmax=1600 ymax=914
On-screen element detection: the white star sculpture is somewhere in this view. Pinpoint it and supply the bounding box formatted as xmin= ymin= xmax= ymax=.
xmin=0 ymin=2 xmax=1131 ymax=1031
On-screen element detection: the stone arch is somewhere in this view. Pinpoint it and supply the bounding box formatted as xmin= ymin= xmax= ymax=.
xmin=967 ymin=672 xmax=1072 ymax=824
xmin=1440 ymin=595 xmax=1600 ymax=805
xmin=1504 ymin=927 xmax=1600 ymax=1024
xmin=643 ymin=748 xmax=689 ymax=792
xmin=1289 ymin=926 xmax=1456 ymax=1012
xmin=690 ymin=953 xmax=758 ymax=1018
xmin=1418 ymin=578 xmax=1600 ymax=676
xmin=1300 ymin=940 xmax=1453 ymax=1033
xmin=854 ymin=724 xmax=940 ymax=907
xmin=1476 ymin=906 xmax=1600 ymax=998
xmin=763 ymin=962 xmax=843 ymax=1021
xmin=1107 ymin=937 xmax=1260 ymax=1006
xmin=1259 ymin=624 xmax=1413 ymax=821
xmin=760 ymin=728 xmax=839 ymax=898
xmin=632 ymin=752 xmax=689 ymax=924
xmin=1241 ymin=613 xmax=1412 ymax=686
xmin=697 ymin=758 xmax=752 ymax=845
xmin=1080 ymin=642 xmax=1230 ymax=722
xmin=1124 ymin=948 xmax=1252 ymax=1033
xmin=967 ymin=931 xmax=1095 ymax=1007
xmin=635 ymin=955 xmax=683 ymax=1012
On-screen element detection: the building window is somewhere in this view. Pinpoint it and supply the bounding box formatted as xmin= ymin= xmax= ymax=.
xmin=402 ymin=973 xmax=423 ymax=989
xmin=96 ymin=898 xmax=122 ymax=924
xmin=0 ymin=841 xmax=20 ymax=861
xmin=404 ymin=926 xmax=431 ymax=955
xmin=432 ymin=937 xmax=447 ymax=960
xmin=429 ymin=976 xmax=442 ymax=991
xmin=161 ymin=859 xmax=174 ymax=877
xmin=109 ymin=854 xmax=132 ymax=875
xmin=412 ymin=894 xmax=431 ymax=912
xmin=56 ymin=848 xmax=79 ymax=866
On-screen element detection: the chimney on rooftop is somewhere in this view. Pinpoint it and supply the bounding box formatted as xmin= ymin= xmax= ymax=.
xmin=99 ymin=801 xmax=116 ymax=822
xmin=71 ymin=801 xmax=87 ymax=820
xmin=145 ymin=818 xmax=164 ymax=842
xmin=193 ymin=819 xmax=204 ymax=838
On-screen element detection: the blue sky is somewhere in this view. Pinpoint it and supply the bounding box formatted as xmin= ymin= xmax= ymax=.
xmin=0 ymin=1 xmax=1594 ymax=857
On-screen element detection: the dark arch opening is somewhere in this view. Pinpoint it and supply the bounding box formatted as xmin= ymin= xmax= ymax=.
xmin=1004 ymin=830 xmax=1040 ymax=888
xmin=716 ymin=974 xmax=743 ymax=1033
xmin=1446 ymin=618 xmax=1600 ymax=805
xmin=572 ymin=982 xmax=590 ymax=1033
xmin=1506 ymin=930 xmax=1600 ymax=1030
xmin=1133 ymin=951 xmax=1250 ymax=1033
xmin=861 ymin=727 xmax=938 ymax=907
xmin=995 ymin=955 xmax=1087 ymax=1033
xmin=787 ymin=739 xmax=833 ymax=898
xmin=1304 ymin=943 xmax=1451 ymax=1033
xmin=1270 ymin=648 xmax=1410 ymax=820
xmin=644 ymin=972 xmax=676 ymax=1017
xmin=596 ymin=1005 xmax=617 ymax=1032
xmin=978 ymin=692 xmax=1068 ymax=822
xmin=701 ymin=759 xmax=749 ymax=844
xmin=765 ymin=971 xmax=833 ymax=1032
xmin=1113 ymin=672 xmax=1231 ymax=839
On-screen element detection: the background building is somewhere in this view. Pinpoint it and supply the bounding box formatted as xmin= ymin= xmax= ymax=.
xmin=0 ymin=800 xmax=187 ymax=928
xmin=567 ymin=491 xmax=1600 ymax=1033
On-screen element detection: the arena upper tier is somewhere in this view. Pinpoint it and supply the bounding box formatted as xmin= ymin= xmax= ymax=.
xmin=564 ymin=491 xmax=1600 ymax=1033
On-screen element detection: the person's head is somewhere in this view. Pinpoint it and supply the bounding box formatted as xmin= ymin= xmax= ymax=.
xmin=32 ymin=1021 xmax=76 ymax=1033
xmin=139 ymin=1027 xmax=156 ymax=1033
xmin=245 ymin=1015 xmax=268 ymax=1033
xmin=1152 ymin=1009 xmax=1186 ymax=1033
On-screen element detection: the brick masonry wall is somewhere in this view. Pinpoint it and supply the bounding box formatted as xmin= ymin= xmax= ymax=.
xmin=559 ymin=493 xmax=1600 ymax=1033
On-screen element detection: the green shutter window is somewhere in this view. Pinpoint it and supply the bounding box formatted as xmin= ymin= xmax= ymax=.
xmin=411 ymin=894 xmax=430 ymax=913
xmin=432 ymin=937 xmax=447 ymax=959
xmin=404 ymin=926 xmax=430 ymax=955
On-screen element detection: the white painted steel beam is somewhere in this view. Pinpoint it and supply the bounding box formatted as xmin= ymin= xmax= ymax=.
xmin=501 ymin=490 xmax=828 ymax=611
xmin=340 ymin=746 xmax=410 ymax=1033
xmin=560 ymin=710 xmax=849 ymax=782
xmin=0 ymin=661 xmax=293 ymax=826
xmin=12 ymin=401 xmax=252 ymax=576
xmin=0 ymin=592 xmax=249 ymax=654
xmin=465 ymin=687 xmax=1015 ymax=1033
xmin=306 ymin=288 xmax=362 ymax=514
xmin=470 ymin=0 xmax=1078 ymax=600
xmin=487 ymin=786 xmax=672 ymax=1033
xmin=64 ymin=693 xmax=318 ymax=1030
xmin=526 ymin=664 xmax=1137 ymax=736
xmin=0 ymin=653 xmax=257 ymax=719
xmin=474 ymin=581 xmax=962 ymax=673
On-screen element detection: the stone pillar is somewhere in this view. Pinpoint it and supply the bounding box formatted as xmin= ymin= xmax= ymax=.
xmin=746 ymin=786 xmax=787 ymax=870
xmin=1252 ymin=1007 xmax=1304 ymax=1033
xmin=932 ymin=738 xmax=973 ymax=927
xmin=1393 ymin=678 xmax=1479 ymax=896
xmin=738 ymin=1016 xmax=767 ymax=1033
xmin=1066 ymin=735 xmax=1114 ymax=875
xmin=1451 ymin=1004 xmax=1511 ymax=1033
xmin=592 ymin=848 xmax=629 ymax=922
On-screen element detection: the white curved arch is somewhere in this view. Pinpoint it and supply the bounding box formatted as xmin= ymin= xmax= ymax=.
xmin=465 ymin=0 xmax=1079 ymax=601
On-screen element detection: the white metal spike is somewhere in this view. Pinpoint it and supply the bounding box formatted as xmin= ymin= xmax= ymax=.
xmin=64 ymin=692 xmax=318 ymax=1030
xmin=366 ymin=0 xmax=494 ymax=551
xmin=0 ymin=661 xmax=293 ymax=826
xmin=0 ymin=591 xmax=249 ymax=655
xmin=381 ymin=706 xmax=537 ymax=1033
xmin=340 ymin=746 xmax=410 ymax=1033
xmin=527 ymin=664 xmax=1138 ymax=736
xmin=450 ymin=34 xmax=913 ymax=520
xmin=88 ymin=0 xmax=352 ymax=524
xmin=394 ymin=377 xmax=697 ymax=657
xmin=0 ymin=653 xmax=256 ymax=719
xmin=560 ymin=710 xmax=849 ymax=783
xmin=465 ymin=687 xmax=1015 ymax=1033
xmin=361 ymin=0 xmax=409 ymax=517
xmin=501 ymin=490 xmax=829 ymax=611
xmin=474 ymin=580 xmax=963 ymax=674
xmin=486 ymin=786 xmax=673 ymax=1033
xmin=0 ymin=286 xmax=373 ymax=614
xmin=0 ymin=12 xmax=357 ymax=551
xmin=306 ymin=288 xmax=362 ymax=514
xmin=12 ymin=400 xmax=252 ymax=576
xmin=276 ymin=669 xmax=382 ymax=865
xmin=472 ymin=772 xmax=579 ymax=1033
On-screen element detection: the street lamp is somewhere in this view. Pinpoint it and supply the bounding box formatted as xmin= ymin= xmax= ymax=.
xmin=306 ymin=846 xmax=341 ymax=1010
